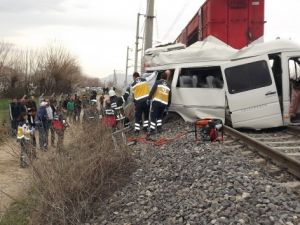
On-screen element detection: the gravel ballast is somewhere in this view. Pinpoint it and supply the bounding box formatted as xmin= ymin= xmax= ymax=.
xmin=89 ymin=120 xmax=300 ymax=225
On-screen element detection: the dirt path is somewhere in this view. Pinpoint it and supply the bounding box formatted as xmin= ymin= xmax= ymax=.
xmin=0 ymin=126 xmax=75 ymax=216
xmin=0 ymin=139 xmax=31 ymax=215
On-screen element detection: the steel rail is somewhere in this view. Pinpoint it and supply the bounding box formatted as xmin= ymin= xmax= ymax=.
xmin=287 ymin=126 xmax=300 ymax=134
xmin=224 ymin=125 xmax=300 ymax=179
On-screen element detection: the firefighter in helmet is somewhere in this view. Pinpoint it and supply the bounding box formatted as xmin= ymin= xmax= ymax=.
xmin=106 ymin=89 xmax=130 ymax=127
xmin=129 ymin=72 xmax=150 ymax=134
xmin=148 ymin=70 xmax=171 ymax=134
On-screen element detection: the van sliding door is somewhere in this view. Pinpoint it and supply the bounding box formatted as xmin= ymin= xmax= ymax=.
xmin=221 ymin=55 xmax=283 ymax=129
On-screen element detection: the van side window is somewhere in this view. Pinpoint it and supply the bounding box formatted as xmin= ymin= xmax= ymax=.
xmin=288 ymin=57 xmax=300 ymax=80
xmin=176 ymin=66 xmax=223 ymax=88
xmin=225 ymin=60 xmax=272 ymax=94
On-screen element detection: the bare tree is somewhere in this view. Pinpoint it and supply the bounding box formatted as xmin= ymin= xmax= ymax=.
xmin=0 ymin=41 xmax=13 ymax=71
xmin=34 ymin=42 xmax=82 ymax=95
xmin=9 ymin=47 xmax=39 ymax=95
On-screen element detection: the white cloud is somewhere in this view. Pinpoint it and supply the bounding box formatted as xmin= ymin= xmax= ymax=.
xmin=0 ymin=0 xmax=300 ymax=78
xmin=0 ymin=0 xmax=66 ymax=12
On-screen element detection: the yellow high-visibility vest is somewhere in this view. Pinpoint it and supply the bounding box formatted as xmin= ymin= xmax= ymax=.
xmin=17 ymin=126 xmax=24 ymax=139
xmin=132 ymin=78 xmax=150 ymax=101
xmin=153 ymin=84 xmax=170 ymax=105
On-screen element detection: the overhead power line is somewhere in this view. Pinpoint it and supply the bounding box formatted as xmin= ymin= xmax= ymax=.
xmin=161 ymin=1 xmax=190 ymax=41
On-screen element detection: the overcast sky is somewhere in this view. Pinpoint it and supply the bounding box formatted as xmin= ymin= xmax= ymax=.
xmin=0 ymin=0 xmax=299 ymax=78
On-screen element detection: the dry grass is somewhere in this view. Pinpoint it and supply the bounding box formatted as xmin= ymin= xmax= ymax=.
xmin=30 ymin=123 xmax=135 ymax=225
xmin=0 ymin=124 xmax=9 ymax=143
xmin=124 ymin=102 xmax=135 ymax=122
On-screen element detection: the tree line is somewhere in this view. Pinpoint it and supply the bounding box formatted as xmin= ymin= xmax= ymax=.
xmin=0 ymin=41 xmax=103 ymax=98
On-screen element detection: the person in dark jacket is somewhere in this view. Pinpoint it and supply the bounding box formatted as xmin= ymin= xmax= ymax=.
xmin=90 ymin=90 xmax=97 ymax=101
xmin=74 ymin=95 xmax=82 ymax=123
xmin=148 ymin=71 xmax=172 ymax=134
xmin=9 ymin=98 xmax=19 ymax=136
xmin=106 ymin=89 xmax=130 ymax=128
xmin=129 ymin=72 xmax=150 ymax=134
xmin=52 ymin=106 xmax=68 ymax=152
xmin=36 ymin=101 xmax=49 ymax=150
xmin=26 ymin=96 xmax=37 ymax=147
xmin=62 ymin=95 xmax=70 ymax=117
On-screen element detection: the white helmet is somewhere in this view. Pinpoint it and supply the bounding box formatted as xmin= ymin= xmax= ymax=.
xmin=109 ymin=89 xmax=116 ymax=97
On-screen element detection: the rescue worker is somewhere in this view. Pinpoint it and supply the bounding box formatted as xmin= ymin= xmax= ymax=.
xmin=109 ymin=89 xmax=129 ymax=111
xmin=17 ymin=113 xmax=35 ymax=168
xmin=129 ymin=72 xmax=150 ymax=134
xmin=148 ymin=71 xmax=172 ymax=134
xmin=107 ymin=89 xmax=130 ymax=127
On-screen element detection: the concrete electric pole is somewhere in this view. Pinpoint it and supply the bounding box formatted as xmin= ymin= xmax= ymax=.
xmin=125 ymin=46 xmax=131 ymax=88
xmin=144 ymin=0 xmax=155 ymax=51
xmin=113 ymin=69 xmax=117 ymax=87
xmin=134 ymin=13 xmax=142 ymax=73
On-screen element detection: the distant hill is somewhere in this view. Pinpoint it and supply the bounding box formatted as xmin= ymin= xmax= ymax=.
xmin=100 ymin=72 xmax=133 ymax=89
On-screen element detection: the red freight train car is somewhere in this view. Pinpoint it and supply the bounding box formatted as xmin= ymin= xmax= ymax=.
xmin=176 ymin=0 xmax=264 ymax=49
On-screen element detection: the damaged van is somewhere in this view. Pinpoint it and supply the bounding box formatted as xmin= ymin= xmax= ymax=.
xmin=144 ymin=36 xmax=300 ymax=129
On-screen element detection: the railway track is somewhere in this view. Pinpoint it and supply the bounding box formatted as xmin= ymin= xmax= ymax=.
xmin=223 ymin=125 xmax=300 ymax=179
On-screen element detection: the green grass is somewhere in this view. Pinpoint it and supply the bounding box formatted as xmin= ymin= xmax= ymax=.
xmin=0 ymin=193 xmax=36 ymax=225
xmin=0 ymin=99 xmax=10 ymax=124
xmin=0 ymin=98 xmax=10 ymax=110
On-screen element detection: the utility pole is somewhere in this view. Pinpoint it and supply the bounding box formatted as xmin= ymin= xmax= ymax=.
xmin=144 ymin=0 xmax=155 ymax=51
xmin=134 ymin=13 xmax=143 ymax=73
xmin=113 ymin=69 xmax=117 ymax=87
xmin=125 ymin=46 xmax=130 ymax=88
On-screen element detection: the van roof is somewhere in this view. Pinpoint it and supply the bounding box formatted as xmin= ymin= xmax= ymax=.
xmin=144 ymin=36 xmax=237 ymax=67
xmin=232 ymin=39 xmax=300 ymax=60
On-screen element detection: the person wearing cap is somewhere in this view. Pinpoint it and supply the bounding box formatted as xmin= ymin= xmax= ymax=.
xmin=129 ymin=72 xmax=150 ymax=134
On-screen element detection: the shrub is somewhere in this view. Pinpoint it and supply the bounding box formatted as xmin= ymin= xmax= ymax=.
xmin=30 ymin=123 xmax=134 ymax=225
